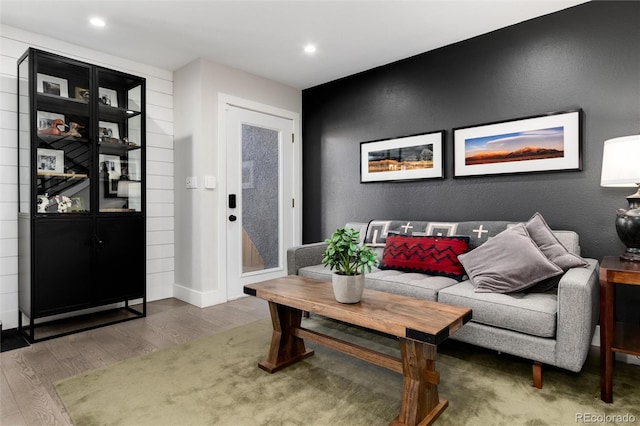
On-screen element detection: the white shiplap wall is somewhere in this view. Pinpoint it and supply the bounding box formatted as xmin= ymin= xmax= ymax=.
xmin=0 ymin=25 xmax=175 ymax=329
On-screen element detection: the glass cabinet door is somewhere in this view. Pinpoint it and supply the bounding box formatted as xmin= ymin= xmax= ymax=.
xmin=97 ymin=69 xmax=144 ymax=213
xmin=23 ymin=54 xmax=92 ymax=214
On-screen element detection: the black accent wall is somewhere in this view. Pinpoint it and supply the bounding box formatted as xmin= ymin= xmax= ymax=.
xmin=302 ymin=2 xmax=640 ymax=319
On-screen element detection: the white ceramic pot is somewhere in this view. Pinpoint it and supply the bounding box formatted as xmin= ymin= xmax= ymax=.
xmin=332 ymin=273 xmax=365 ymax=303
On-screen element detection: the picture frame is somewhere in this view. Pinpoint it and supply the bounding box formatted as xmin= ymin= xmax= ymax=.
xmin=37 ymin=148 xmax=64 ymax=174
xmin=37 ymin=111 xmax=65 ymax=133
xmin=98 ymin=87 xmax=118 ymax=107
xmin=99 ymin=154 xmax=122 ymax=197
xmin=98 ymin=121 xmax=120 ymax=143
xmin=360 ymin=131 xmax=445 ymax=183
xmin=37 ymin=73 xmax=69 ymax=98
xmin=453 ymin=109 xmax=582 ymax=178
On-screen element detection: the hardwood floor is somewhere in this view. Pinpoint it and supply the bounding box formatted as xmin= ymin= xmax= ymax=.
xmin=0 ymin=297 xmax=270 ymax=426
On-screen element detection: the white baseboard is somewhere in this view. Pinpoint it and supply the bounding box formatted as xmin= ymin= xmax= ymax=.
xmin=592 ymin=325 xmax=640 ymax=366
xmin=172 ymin=283 xmax=227 ymax=308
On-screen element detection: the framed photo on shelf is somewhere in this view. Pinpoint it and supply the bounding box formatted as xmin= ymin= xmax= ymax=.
xmin=37 ymin=148 xmax=64 ymax=174
xmin=37 ymin=111 xmax=65 ymax=133
xmin=360 ymin=131 xmax=445 ymax=183
xmin=98 ymin=121 xmax=120 ymax=143
xmin=453 ymin=109 xmax=582 ymax=178
xmin=36 ymin=73 xmax=68 ymax=97
xmin=98 ymin=87 xmax=118 ymax=107
xmin=99 ymin=154 xmax=122 ymax=197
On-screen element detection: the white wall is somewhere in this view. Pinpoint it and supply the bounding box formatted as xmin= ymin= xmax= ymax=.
xmin=173 ymin=58 xmax=301 ymax=307
xmin=0 ymin=25 xmax=175 ymax=329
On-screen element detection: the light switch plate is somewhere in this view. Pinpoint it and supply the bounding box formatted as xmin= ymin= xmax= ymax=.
xmin=204 ymin=175 xmax=216 ymax=189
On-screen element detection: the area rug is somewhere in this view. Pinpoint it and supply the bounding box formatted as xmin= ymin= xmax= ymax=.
xmin=55 ymin=317 xmax=640 ymax=426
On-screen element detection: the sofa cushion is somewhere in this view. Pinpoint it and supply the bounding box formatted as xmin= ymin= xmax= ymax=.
xmin=379 ymin=235 xmax=469 ymax=281
xmin=298 ymin=264 xmax=334 ymax=282
xmin=525 ymin=212 xmax=589 ymax=271
xmin=458 ymin=224 xmax=563 ymax=293
xmin=365 ymin=270 xmax=458 ymax=302
xmin=364 ymin=220 xmax=510 ymax=251
xmin=522 ymin=275 xmax=563 ymax=293
xmin=438 ymin=280 xmax=558 ymax=338
xmin=299 ymin=264 xmax=457 ymax=302
xmin=448 ymin=221 xmax=511 ymax=249
xmin=552 ymin=231 xmax=580 ymax=256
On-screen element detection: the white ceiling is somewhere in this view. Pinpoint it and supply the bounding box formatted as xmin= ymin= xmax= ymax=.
xmin=0 ymin=0 xmax=588 ymax=89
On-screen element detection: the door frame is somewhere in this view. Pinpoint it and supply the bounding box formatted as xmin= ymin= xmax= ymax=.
xmin=217 ymin=94 xmax=302 ymax=302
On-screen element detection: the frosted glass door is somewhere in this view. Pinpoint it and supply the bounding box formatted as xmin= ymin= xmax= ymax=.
xmin=225 ymin=105 xmax=294 ymax=300
xmin=241 ymin=124 xmax=280 ymax=273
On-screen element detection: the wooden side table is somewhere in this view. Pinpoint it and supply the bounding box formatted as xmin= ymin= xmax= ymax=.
xmin=599 ymin=256 xmax=640 ymax=403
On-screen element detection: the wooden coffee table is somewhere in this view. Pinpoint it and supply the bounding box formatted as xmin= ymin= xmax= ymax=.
xmin=244 ymin=275 xmax=472 ymax=426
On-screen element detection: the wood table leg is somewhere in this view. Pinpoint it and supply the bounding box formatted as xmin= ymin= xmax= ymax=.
xmin=258 ymin=301 xmax=314 ymax=373
xmin=391 ymin=338 xmax=448 ymax=426
xmin=600 ymin=279 xmax=615 ymax=403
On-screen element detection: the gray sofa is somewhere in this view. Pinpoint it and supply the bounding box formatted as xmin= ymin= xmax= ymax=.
xmin=287 ymin=219 xmax=599 ymax=388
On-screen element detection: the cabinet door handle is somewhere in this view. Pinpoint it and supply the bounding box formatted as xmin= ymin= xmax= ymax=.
xmin=93 ymin=235 xmax=103 ymax=245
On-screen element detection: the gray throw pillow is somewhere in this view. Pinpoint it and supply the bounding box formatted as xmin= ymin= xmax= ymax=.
xmin=525 ymin=212 xmax=589 ymax=271
xmin=458 ymin=223 xmax=563 ymax=294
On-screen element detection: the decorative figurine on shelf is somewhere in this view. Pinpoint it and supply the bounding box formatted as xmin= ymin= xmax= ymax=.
xmin=54 ymin=195 xmax=73 ymax=213
xmin=37 ymin=193 xmax=49 ymax=213
xmin=61 ymin=122 xmax=83 ymax=138
xmin=122 ymin=137 xmax=137 ymax=147
xmin=37 ymin=119 xmax=66 ymax=136
xmin=70 ymin=197 xmax=85 ymax=212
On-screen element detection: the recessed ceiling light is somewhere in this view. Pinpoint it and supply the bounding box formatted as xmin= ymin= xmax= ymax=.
xmin=304 ymin=44 xmax=317 ymax=54
xmin=90 ymin=17 xmax=106 ymax=27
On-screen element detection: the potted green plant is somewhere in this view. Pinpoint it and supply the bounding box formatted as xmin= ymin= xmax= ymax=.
xmin=321 ymin=227 xmax=378 ymax=303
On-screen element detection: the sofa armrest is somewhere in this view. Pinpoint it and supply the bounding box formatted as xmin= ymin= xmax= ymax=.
xmin=555 ymin=258 xmax=600 ymax=372
xmin=287 ymin=242 xmax=328 ymax=275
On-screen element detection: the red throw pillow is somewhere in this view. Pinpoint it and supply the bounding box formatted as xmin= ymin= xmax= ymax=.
xmin=380 ymin=235 xmax=470 ymax=281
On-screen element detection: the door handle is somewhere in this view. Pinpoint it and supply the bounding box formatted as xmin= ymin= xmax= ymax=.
xmin=229 ymin=215 xmax=237 ymax=222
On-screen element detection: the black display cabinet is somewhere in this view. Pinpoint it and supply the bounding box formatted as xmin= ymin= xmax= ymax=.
xmin=17 ymin=48 xmax=146 ymax=342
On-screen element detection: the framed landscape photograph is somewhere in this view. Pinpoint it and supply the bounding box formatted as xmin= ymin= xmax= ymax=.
xmin=37 ymin=148 xmax=64 ymax=174
xmin=453 ymin=109 xmax=582 ymax=178
xmin=361 ymin=131 xmax=445 ymax=183
xmin=36 ymin=73 xmax=68 ymax=98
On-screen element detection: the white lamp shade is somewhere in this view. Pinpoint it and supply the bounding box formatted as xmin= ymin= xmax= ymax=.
xmin=600 ymin=135 xmax=640 ymax=187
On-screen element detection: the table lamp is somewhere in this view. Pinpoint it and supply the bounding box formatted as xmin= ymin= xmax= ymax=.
xmin=600 ymin=134 xmax=640 ymax=261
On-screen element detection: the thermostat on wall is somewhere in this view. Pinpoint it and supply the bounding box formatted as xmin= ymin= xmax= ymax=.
xmin=186 ymin=176 xmax=198 ymax=189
